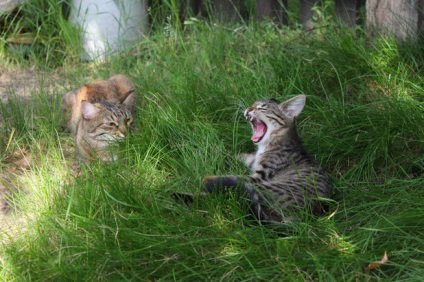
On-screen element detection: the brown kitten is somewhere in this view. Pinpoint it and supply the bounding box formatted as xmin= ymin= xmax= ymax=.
xmin=62 ymin=75 xmax=136 ymax=162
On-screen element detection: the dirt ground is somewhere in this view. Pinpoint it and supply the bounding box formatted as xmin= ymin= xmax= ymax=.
xmin=0 ymin=66 xmax=65 ymax=102
xmin=0 ymin=66 xmax=67 ymax=237
xmin=1 ymin=67 xmax=41 ymax=102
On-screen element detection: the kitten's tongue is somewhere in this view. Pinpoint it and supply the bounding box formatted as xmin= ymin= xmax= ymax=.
xmin=251 ymin=118 xmax=267 ymax=143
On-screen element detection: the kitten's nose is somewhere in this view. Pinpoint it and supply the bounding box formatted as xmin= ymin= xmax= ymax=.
xmin=118 ymin=126 xmax=127 ymax=137
xmin=244 ymin=106 xmax=255 ymax=118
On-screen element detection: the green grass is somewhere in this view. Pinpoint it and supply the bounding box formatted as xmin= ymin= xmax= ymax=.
xmin=0 ymin=14 xmax=423 ymax=281
xmin=0 ymin=0 xmax=82 ymax=66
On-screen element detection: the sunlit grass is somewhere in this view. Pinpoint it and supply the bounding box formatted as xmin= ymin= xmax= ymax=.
xmin=0 ymin=17 xmax=423 ymax=281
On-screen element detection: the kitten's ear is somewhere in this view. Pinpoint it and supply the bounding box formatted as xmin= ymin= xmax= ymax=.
xmin=122 ymin=90 xmax=136 ymax=106
xmin=81 ymin=101 xmax=100 ymax=120
xmin=280 ymin=95 xmax=306 ymax=118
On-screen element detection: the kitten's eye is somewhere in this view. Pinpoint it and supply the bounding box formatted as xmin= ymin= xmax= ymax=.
xmin=109 ymin=122 xmax=118 ymax=127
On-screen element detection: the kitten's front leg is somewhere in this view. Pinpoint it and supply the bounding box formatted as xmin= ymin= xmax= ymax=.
xmin=238 ymin=153 xmax=255 ymax=169
xmin=202 ymin=175 xmax=244 ymax=193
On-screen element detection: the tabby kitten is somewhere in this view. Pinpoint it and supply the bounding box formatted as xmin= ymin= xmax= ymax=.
xmin=175 ymin=95 xmax=331 ymax=224
xmin=62 ymin=75 xmax=136 ymax=162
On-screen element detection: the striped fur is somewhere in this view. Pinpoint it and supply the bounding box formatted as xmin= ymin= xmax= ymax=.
xmin=62 ymin=75 xmax=136 ymax=162
xmin=202 ymin=95 xmax=331 ymax=223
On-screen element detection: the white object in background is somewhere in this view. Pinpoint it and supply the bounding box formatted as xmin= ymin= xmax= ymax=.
xmin=70 ymin=0 xmax=148 ymax=61
xmin=0 ymin=0 xmax=29 ymax=14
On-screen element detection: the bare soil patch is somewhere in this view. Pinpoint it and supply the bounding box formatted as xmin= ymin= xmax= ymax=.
xmin=0 ymin=66 xmax=69 ymax=236
xmin=0 ymin=66 xmax=66 ymax=103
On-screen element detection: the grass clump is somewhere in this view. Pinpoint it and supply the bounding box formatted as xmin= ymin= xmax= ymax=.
xmin=0 ymin=15 xmax=423 ymax=281
xmin=0 ymin=0 xmax=81 ymax=66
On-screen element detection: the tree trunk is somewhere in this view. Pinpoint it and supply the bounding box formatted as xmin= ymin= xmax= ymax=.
xmin=335 ymin=0 xmax=359 ymax=28
xmin=255 ymin=0 xmax=288 ymax=25
xmin=299 ymin=0 xmax=321 ymax=30
xmin=213 ymin=0 xmax=245 ymax=22
xmin=366 ymin=0 xmax=424 ymax=40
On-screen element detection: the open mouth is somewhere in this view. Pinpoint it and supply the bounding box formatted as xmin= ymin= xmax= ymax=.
xmin=249 ymin=117 xmax=267 ymax=143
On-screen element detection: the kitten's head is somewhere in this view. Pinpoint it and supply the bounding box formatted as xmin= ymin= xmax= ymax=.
xmin=77 ymin=100 xmax=133 ymax=161
xmin=244 ymin=95 xmax=306 ymax=145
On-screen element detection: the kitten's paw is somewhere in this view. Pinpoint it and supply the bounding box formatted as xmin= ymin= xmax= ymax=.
xmin=236 ymin=153 xmax=247 ymax=161
xmin=238 ymin=153 xmax=255 ymax=167
xmin=202 ymin=175 xmax=241 ymax=192
xmin=202 ymin=176 xmax=219 ymax=192
xmin=202 ymin=176 xmax=218 ymax=184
